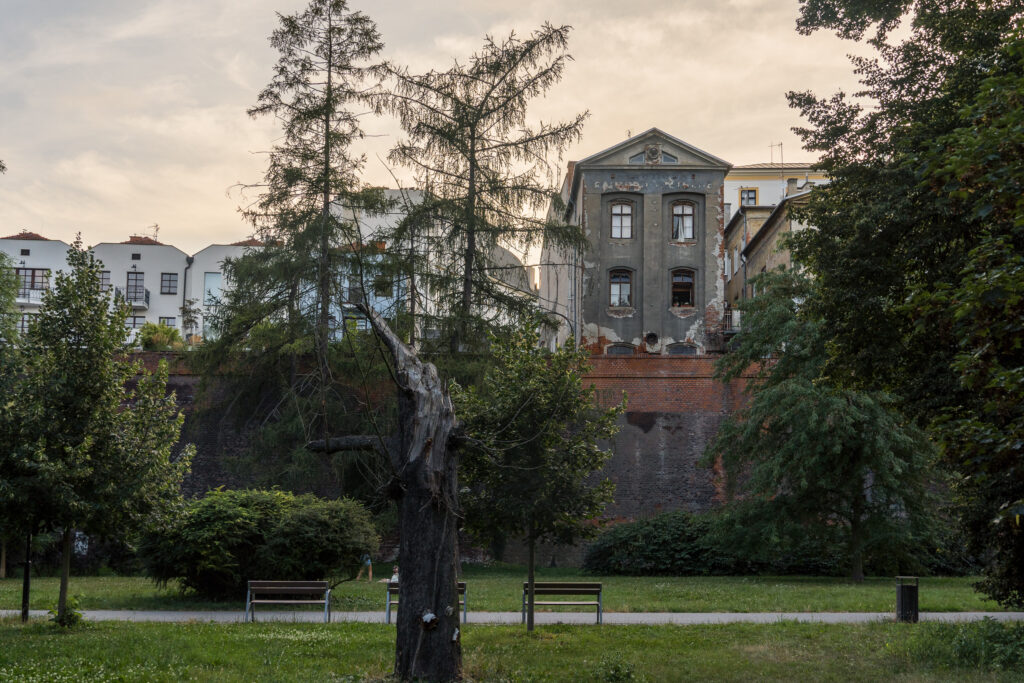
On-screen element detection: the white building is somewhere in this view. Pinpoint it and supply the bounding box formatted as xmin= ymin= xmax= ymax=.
xmin=723 ymin=163 xmax=828 ymax=221
xmin=0 ymin=230 xmax=71 ymax=334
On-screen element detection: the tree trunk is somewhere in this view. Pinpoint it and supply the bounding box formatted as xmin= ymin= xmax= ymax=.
xmin=1 ymin=537 xmax=6 ymax=579
xmin=849 ymin=510 xmax=865 ymax=582
xmin=317 ymin=12 xmax=334 ymax=453
xmin=526 ymin=535 xmax=536 ymax=632
xmin=363 ymin=305 xmax=462 ymax=682
xmin=57 ymin=526 xmax=72 ymax=622
xmin=453 ymin=136 xmax=477 ymax=354
xmin=20 ymin=530 xmax=31 ymax=623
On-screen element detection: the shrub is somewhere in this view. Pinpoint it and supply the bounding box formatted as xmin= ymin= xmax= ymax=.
xmin=902 ymin=619 xmax=1024 ymax=670
xmin=139 ymin=489 xmax=378 ymax=599
xmin=138 ymin=322 xmax=183 ymax=351
xmin=583 ymin=511 xmax=724 ymax=575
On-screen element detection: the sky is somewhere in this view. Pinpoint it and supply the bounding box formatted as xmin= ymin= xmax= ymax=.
xmin=0 ymin=0 xmax=877 ymax=255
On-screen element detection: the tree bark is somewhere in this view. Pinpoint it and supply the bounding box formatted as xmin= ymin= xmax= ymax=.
xmin=526 ymin=535 xmax=536 ymax=632
xmin=20 ymin=530 xmax=31 ymax=623
xmin=57 ymin=526 xmax=72 ymax=623
xmin=361 ymin=304 xmax=462 ymax=681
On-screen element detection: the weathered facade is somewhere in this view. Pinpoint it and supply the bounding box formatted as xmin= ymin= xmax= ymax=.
xmin=539 ymin=129 xmax=731 ymax=355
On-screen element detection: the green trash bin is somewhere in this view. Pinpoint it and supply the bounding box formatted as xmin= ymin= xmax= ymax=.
xmin=896 ymin=576 xmax=919 ymax=623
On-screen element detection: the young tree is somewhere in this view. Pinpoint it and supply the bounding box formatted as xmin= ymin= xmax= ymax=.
xmin=453 ymin=319 xmax=622 ymax=629
xmin=1 ymin=239 xmax=192 ymax=623
xmin=378 ymin=24 xmax=587 ymax=353
xmin=0 ymin=253 xmax=20 ymax=584
xmin=705 ymin=270 xmax=936 ymax=581
xmin=786 ymin=0 xmax=1023 ymax=599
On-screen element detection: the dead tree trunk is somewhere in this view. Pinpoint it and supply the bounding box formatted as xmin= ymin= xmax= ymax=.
xmin=309 ymin=305 xmax=462 ymax=682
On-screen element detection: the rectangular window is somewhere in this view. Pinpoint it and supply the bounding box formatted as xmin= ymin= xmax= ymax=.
xmin=725 ymin=251 xmax=731 ymax=281
xmin=611 ymin=202 xmax=633 ymax=239
xmin=203 ymin=272 xmax=222 ymax=306
xmin=733 ymin=247 xmax=740 ymax=275
xmin=131 ymin=253 xmax=141 ymax=261
xmin=126 ymin=316 xmax=146 ymax=329
xmin=160 ymin=272 xmax=178 ymax=295
xmin=126 ymin=271 xmax=145 ymax=302
xmin=100 ymin=271 xmax=111 ymax=293
xmin=158 ymin=316 xmax=176 ymax=327
xmin=20 ymin=248 xmax=29 ymax=256
xmin=740 ymin=188 xmax=757 ymax=206
xmin=609 ymin=270 xmax=632 ymax=307
xmin=671 ymin=269 xmax=695 ymax=307
xmin=672 ymin=203 xmax=695 ymax=240
xmin=15 ymin=268 xmax=49 ymax=293
xmin=18 ymin=312 xmax=35 ymax=335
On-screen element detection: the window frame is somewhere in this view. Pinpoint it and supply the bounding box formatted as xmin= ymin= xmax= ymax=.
xmin=126 ymin=316 xmax=147 ymax=330
xmin=610 ymin=201 xmax=634 ymax=239
xmin=160 ymin=272 xmax=178 ymax=295
xmin=158 ymin=316 xmax=176 ymax=327
xmin=670 ymin=268 xmax=696 ymax=308
xmin=608 ymin=268 xmax=633 ymax=308
xmin=605 ymin=344 xmax=635 ymax=356
xmin=739 ymin=188 xmax=758 ymax=206
xmin=670 ymin=200 xmax=696 ymax=241
xmin=15 ymin=267 xmax=49 ymax=293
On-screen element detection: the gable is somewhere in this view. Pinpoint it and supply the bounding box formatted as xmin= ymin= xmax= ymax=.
xmin=576 ymin=128 xmax=730 ymax=170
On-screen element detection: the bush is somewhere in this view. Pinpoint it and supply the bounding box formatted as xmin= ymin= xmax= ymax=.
xmin=902 ymin=619 xmax=1024 ymax=670
xmin=138 ymin=322 xmax=183 ymax=351
xmin=139 ymin=489 xmax=378 ymax=599
xmin=583 ymin=511 xmax=724 ymax=575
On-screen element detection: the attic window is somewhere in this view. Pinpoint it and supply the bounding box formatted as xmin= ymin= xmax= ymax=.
xmin=628 ymin=152 xmax=645 ymax=164
xmin=662 ymin=152 xmax=678 ymax=163
xmin=20 ymin=248 xmax=30 ymax=256
xmin=131 ymin=253 xmax=141 ymax=260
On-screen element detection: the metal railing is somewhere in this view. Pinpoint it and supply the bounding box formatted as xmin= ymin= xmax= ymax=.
xmin=115 ymin=286 xmax=151 ymax=309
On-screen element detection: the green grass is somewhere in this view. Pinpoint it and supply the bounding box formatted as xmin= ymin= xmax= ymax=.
xmin=0 ymin=566 xmax=1004 ymax=613
xmin=0 ymin=619 xmax=1020 ymax=681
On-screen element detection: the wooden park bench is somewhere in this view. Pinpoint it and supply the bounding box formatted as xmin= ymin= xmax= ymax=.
xmin=245 ymin=580 xmax=331 ymax=623
xmin=385 ymin=581 xmax=468 ymax=624
xmin=521 ymin=582 xmax=603 ymax=624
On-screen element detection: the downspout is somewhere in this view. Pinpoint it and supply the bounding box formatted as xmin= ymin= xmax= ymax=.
xmin=183 ymin=255 xmax=193 ymax=334
xmin=741 ymin=212 xmax=749 ymax=300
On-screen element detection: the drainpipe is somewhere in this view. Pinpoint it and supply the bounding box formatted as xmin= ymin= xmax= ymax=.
xmin=741 ymin=213 xmax=749 ymax=300
xmin=182 ymin=255 xmax=193 ymax=332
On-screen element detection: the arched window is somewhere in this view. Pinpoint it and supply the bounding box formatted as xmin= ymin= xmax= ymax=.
xmin=610 ymin=202 xmax=633 ymax=239
xmin=606 ymin=344 xmax=635 ymax=356
xmin=671 ymin=201 xmax=695 ymax=240
xmin=666 ymin=343 xmax=697 ymax=356
xmin=609 ymin=269 xmax=632 ymax=307
xmin=671 ymin=269 xmax=695 ymax=307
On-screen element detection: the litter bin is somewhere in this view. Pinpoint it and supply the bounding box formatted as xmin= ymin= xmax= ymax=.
xmin=896 ymin=576 xmax=919 ymax=623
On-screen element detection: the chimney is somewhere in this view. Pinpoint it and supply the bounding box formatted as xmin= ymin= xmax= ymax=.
xmin=786 ymin=177 xmax=799 ymax=196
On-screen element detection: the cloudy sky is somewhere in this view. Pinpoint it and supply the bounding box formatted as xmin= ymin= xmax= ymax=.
xmin=0 ymin=0 xmax=874 ymax=255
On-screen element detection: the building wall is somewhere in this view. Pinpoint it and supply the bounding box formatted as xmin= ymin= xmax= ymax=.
xmin=90 ymin=242 xmax=189 ymax=336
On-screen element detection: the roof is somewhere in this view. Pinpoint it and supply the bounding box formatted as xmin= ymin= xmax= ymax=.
xmin=230 ymin=238 xmax=264 ymax=247
xmin=742 ymin=190 xmax=814 ymax=258
xmin=121 ymin=235 xmax=163 ymax=245
xmin=575 ymin=128 xmax=731 ymax=169
xmin=1 ymin=230 xmax=50 ymax=241
xmin=732 ymin=163 xmax=817 ymax=170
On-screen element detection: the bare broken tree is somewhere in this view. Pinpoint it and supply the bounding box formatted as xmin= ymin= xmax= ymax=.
xmin=309 ymin=303 xmax=462 ymax=682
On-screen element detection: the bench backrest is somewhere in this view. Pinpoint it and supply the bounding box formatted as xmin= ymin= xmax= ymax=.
xmin=522 ymin=581 xmax=602 ymax=595
xmin=388 ymin=581 xmax=466 ymax=596
xmin=248 ymin=580 xmax=329 ymax=595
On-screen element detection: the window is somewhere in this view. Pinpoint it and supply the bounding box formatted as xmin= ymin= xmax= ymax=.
xmin=606 ymin=344 xmax=635 ymax=356
xmin=725 ymin=251 xmax=731 ymax=280
xmin=740 ymin=188 xmax=757 ymax=206
xmin=160 ymin=272 xmax=178 ymax=295
xmin=671 ymin=269 xmax=695 ymax=307
xmin=20 ymin=248 xmax=29 ymax=256
xmin=610 ymin=202 xmax=633 ymax=239
xmin=126 ymin=316 xmax=146 ymax=329
xmin=203 ymin=272 xmax=222 ymax=306
xmin=100 ymin=271 xmax=111 ymax=293
xmin=18 ymin=313 xmax=35 ymax=335
xmin=666 ymin=343 xmax=697 ymax=356
xmin=609 ymin=269 xmax=632 ymax=307
xmin=671 ymin=201 xmax=695 ymax=240
xmin=158 ymin=316 xmax=176 ymax=327
xmin=373 ymin=275 xmax=392 ymax=298
xmin=15 ymin=268 xmax=49 ymax=294
xmin=733 ymin=247 xmax=740 ymax=275
xmin=126 ymin=271 xmax=145 ymax=301
xmin=131 ymin=253 xmax=141 ymax=261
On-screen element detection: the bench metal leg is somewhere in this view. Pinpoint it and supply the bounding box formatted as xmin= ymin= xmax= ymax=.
xmin=324 ymin=589 xmax=331 ymax=624
xmin=245 ymin=589 xmax=251 ymax=623
xmin=521 ymin=592 xmax=526 ymax=624
xmin=463 ymin=587 xmax=468 ymax=624
xmin=386 ymin=593 xmax=392 ymax=625
xmin=598 ymin=593 xmax=603 ymax=625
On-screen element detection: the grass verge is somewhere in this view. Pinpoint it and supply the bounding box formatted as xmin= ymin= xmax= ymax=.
xmin=0 ymin=619 xmax=1021 ymax=682
xmin=0 ymin=567 xmax=1005 ymax=613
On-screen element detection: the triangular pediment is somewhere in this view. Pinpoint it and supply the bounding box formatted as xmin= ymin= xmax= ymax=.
xmin=575 ymin=128 xmax=731 ymax=169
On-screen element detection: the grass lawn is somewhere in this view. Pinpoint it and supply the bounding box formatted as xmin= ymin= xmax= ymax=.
xmin=0 ymin=566 xmax=1004 ymax=613
xmin=0 ymin=618 xmax=1020 ymax=681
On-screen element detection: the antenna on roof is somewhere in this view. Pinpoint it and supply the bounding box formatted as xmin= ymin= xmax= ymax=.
xmin=148 ymin=223 xmax=160 ymax=241
xmin=769 ymin=142 xmax=783 ymax=166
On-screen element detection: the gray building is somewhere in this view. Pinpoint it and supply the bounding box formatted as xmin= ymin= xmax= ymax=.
xmin=539 ymin=129 xmax=731 ymax=354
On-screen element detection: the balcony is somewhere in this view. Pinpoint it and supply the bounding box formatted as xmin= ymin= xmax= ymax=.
xmin=115 ymin=286 xmax=151 ymax=310
xmin=723 ymin=309 xmax=741 ymax=335
xmin=16 ymin=287 xmax=46 ymax=305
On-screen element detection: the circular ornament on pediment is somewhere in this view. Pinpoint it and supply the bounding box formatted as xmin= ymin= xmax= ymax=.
xmin=644 ymin=144 xmax=661 ymax=164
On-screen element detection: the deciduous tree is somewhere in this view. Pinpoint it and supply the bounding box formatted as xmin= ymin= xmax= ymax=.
xmin=453 ymin=318 xmax=621 ymax=629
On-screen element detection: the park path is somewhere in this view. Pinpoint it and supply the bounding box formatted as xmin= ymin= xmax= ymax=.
xmin=3 ymin=609 xmax=1023 ymax=625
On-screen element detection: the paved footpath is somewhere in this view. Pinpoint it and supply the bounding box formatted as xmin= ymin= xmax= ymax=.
xmin=4 ymin=610 xmax=1023 ymax=625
